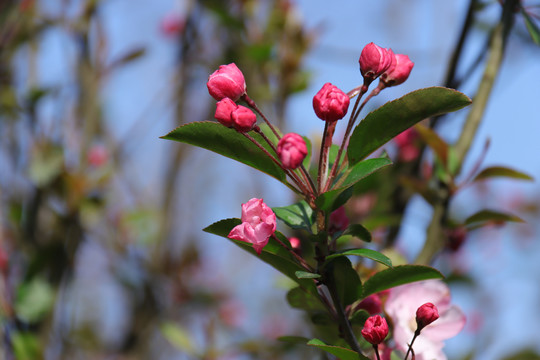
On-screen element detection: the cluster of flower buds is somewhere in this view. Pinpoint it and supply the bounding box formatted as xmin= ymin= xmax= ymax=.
xmin=228 ymin=198 xmax=277 ymax=255
xmin=359 ymin=42 xmax=414 ymax=88
xmin=215 ymin=98 xmax=257 ymax=132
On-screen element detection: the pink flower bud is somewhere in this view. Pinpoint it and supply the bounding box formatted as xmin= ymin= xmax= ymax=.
xmin=361 ymin=315 xmax=389 ymax=345
xmin=214 ymin=98 xmax=237 ymax=127
xmin=288 ymin=237 xmax=301 ymax=250
xmin=380 ymin=52 xmax=414 ymax=87
xmin=312 ymin=83 xmax=350 ymax=122
xmin=228 ymin=198 xmax=276 ymax=255
xmin=277 ymin=133 xmax=308 ymax=169
xmin=394 ymin=128 xmax=420 ymax=162
xmin=416 ymin=302 xmax=440 ymax=331
xmin=329 ymin=206 xmax=349 ymax=234
xmin=87 ymin=144 xmax=108 ymax=167
xmin=359 ymin=42 xmax=392 ymax=83
xmin=160 ymin=13 xmax=185 ymax=37
xmin=357 ymin=294 xmax=382 ymax=315
xmin=231 ymin=105 xmax=257 ymax=132
xmin=207 ymin=63 xmax=247 ymax=101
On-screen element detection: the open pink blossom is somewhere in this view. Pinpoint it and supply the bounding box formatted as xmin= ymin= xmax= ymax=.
xmin=228 ymin=198 xmax=276 ymax=254
xmin=384 ymin=280 xmax=466 ymax=360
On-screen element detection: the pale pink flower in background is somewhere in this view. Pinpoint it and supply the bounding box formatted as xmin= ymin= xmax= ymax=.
xmin=385 ymin=280 xmax=466 ymax=360
xmin=228 ymin=198 xmax=276 ymax=254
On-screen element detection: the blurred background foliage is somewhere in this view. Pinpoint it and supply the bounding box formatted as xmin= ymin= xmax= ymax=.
xmin=1 ymin=0 xmax=540 ymax=359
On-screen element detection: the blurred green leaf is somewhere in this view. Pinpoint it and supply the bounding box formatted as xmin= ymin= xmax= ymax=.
xmin=316 ymin=157 xmax=392 ymax=212
xmin=28 ymin=145 xmax=64 ymax=187
xmin=203 ymin=218 xmax=316 ymax=293
xmin=307 ymin=338 xmax=368 ymax=360
xmin=160 ymin=322 xmax=196 ymax=354
xmin=12 ymin=332 xmax=40 ymax=360
xmin=286 ymin=287 xmax=325 ymax=311
xmin=15 ymin=278 xmax=55 ymax=323
xmin=472 ymin=166 xmax=534 ymax=182
xmin=362 ymin=265 xmax=444 ymax=299
xmin=326 ymin=248 xmax=392 ymax=268
xmin=273 ymin=200 xmax=314 ymax=232
xmin=302 ymin=135 xmax=312 ymax=170
xmin=326 ymin=257 xmax=362 ymax=307
xmin=162 ymin=121 xmax=287 ymax=184
xmin=295 ymin=271 xmax=321 ymax=279
xmin=521 ymin=7 xmax=540 ymax=45
xmin=343 ymin=224 xmax=372 ymax=242
xmin=414 ymin=124 xmax=449 ymax=166
xmin=349 ymin=309 xmax=369 ymax=326
xmin=465 ymin=209 xmax=525 ymax=226
xmin=347 ymin=87 xmax=471 ymax=165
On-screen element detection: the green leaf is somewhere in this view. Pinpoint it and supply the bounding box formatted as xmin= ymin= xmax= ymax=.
xmin=465 ymin=209 xmax=525 ymax=226
xmin=286 ymin=287 xmax=325 ymax=311
xmin=203 ymin=218 xmax=316 ymax=293
xmin=326 ymin=257 xmax=362 ymax=307
xmin=160 ymin=322 xmax=197 ymax=354
xmin=307 ymin=338 xmax=368 ymax=360
xmin=472 ymin=166 xmax=534 ymax=182
xmin=343 ymin=224 xmax=372 ymax=242
xmin=273 ymin=200 xmax=314 ymax=232
xmin=316 ymin=157 xmax=392 ymax=211
xmin=12 ymin=332 xmax=40 ymax=360
xmin=162 ymin=121 xmax=287 ymax=183
xmin=15 ymin=278 xmax=55 ymax=323
xmin=521 ymin=7 xmax=540 ymax=45
xmin=347 ymin=87 xmax=471 ymax=165
xmin=326 ymin=249 xmax=392 ymax=268
xmin=278 ymin=335 xmax=311 ymax=345
xmin=414 ymin=124 xmax=449 ymax=166
xmin=302 ymin=136 xmax=312 ymax=170
xmin=296 ymin=271 xmax=321 ymax=279
xmin=362 ymin=265 xmax=444 ymax=298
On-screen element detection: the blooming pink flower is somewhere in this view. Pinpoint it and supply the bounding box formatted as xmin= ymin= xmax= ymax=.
xmin=228 ymin=198 xmax=276 ymax=254
xmin=329 ymin=206 xmax=349 ymax=234
xmin=207 ymin=63 xmax=247 ymax=101
xmin=359 ymin=42 xmax=393 ymax=83
xmin=214 ymin=98 xmax=237 ymax=127
xmin=385 ymin=280 xmax=466 ymax=360
xmin=361 ymin=315 xmax=389 ymax=345
xmin=231 ymin=105 xmax=257 ymax=132
xmin=416 ymin=302 xmax=440 ymax=331
xmin=380 ymin=52 xmax=414 ymax=87
xmin=277 ymin=133 xmax=308 ymax=169
xmin=160 ymin=13 xmax=185 ymax=37
xmin=312 ymin=83 xmax=350 ymax=122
